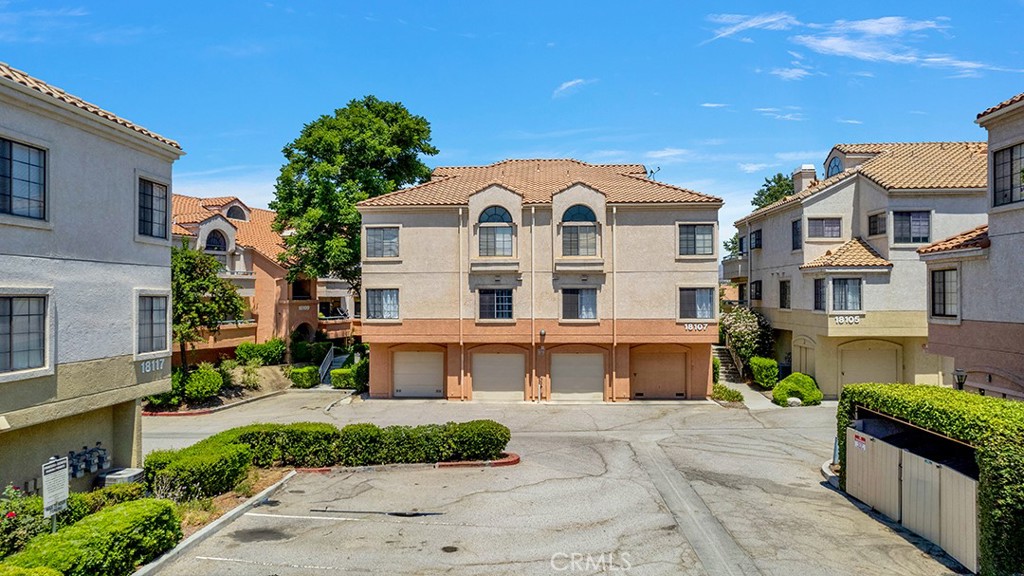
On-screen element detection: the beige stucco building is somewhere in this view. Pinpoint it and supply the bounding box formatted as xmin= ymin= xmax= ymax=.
xmin=918 ymin=94 xmax=1024 ymax=400
xmin=724 ymin=143 xmax=989 ymax=399
xmin=356 ymin=159 xmax=722 ymax=402
xmin=0 ymin=64 xmax=183 ymax=490
xmin=170 ymin=195 xmax=358 ymax=364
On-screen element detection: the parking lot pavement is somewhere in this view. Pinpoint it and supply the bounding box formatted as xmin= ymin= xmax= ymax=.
xmin=150 ymin=400 xmax=964 ymax=576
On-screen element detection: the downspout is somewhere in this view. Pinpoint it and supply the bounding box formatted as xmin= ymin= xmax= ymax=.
xmin=531 ymin=206 xmax=537 ymax=402
xmin=458 ymin=207 xmax=465 ymax=401
xmin=611 ymin=205 xmax=618 ymax=401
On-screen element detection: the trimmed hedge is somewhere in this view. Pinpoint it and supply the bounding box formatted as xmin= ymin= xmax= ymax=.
xmin=235 ymin=338 xmax=286 ymax=366
xmin=330 ymin=368 xmax=356 ymax=390
xmin=353 ymin=357 xmax=369 ymax=390
xmin=0 ymin=567 xmax=62 ymax=576
xmin=748 ymin=356 xmax=779 ymax=389
xmin=838 ymin=384 xmax=1024 ymax=576
xmin=4 ymin=499 xmax=181 ymax=576
xmin=184 ymin=363 xmax=222 ymax=402
xmin=772 ymin=372 xmax=822 ymax=406
xmin=711 ymin=383 xmax=743 ymax=403
xmin=712 ymin=356 xmax=720 ymax=384
xmin=289 ymin=365 xmax=320 ymax=388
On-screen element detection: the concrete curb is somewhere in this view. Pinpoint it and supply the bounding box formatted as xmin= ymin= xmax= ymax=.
xmin=134 ymin=470 xmax=297 ymax=575
xmin=142 ymin=389 xmax=288 ymax=417
xmin=296 ymin=452 xmax=521 ymax=475
xmin=820 ymin=460 xmax=839 ymax=489
xmin=323 ymin=390 xmax=355 ymax=413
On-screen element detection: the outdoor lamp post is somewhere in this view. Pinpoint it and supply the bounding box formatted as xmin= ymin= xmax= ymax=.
xmin=953 ymin=368 xmax=967 ymax=391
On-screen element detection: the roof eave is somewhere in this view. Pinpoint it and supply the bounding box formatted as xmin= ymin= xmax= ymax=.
xmin=977 ymin=99 xmax=1024 ymax=126
xmin=799 ymin=265 xmax=892 ymax=273
xmin=919 ymin=246 xmax=989 ymax=261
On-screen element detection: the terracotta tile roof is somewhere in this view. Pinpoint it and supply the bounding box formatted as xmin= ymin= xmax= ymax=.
xmin=799 ymin=238 xmax=892 ymax=270
xmin=917 ymin=225 xmax=990 ymax=255
xmin=737 ymin=142 xmax=987 ymax=226
xmin=172 ymin=194 xmax=286 ymax=262
xmin=0 ymin=62 xmax=181 ymax=150
xmin=977 ymin=93 xmax=1024 ymax=121
xmin=358 ymin=159 xmax=721 ymax=207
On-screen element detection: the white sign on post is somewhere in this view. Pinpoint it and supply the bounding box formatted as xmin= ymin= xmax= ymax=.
xmin=41 ymin=457 xmax=69 ymax=519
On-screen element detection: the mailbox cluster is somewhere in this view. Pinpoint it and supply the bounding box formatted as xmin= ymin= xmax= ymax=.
xmin=66 ymin=442 xmax=111 ymax=478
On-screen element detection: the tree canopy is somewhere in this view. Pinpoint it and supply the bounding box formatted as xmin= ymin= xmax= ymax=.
xmin=171 ymin=241 xmax=245 ymax=370
xmin=270 ymin=95 xmax=439 ymax=288
xmin=751 ymin=172 xmax=794 ymax=209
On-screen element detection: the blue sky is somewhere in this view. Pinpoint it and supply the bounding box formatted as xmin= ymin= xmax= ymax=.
xmin=4 ymin=1 xmax=1023 ymax=238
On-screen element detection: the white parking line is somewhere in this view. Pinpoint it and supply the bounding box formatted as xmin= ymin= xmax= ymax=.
xmin=194 ymin=556 xmax=346 ymax=571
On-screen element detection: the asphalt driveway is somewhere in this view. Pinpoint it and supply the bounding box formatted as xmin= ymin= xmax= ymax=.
xmin=145 ymin=396 xmax=964 ymax=575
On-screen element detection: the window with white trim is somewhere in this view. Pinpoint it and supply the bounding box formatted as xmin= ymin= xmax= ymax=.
xmin=678 ymin=224 xmax=714 ymax=255
xmin=808 ymin=218 xmax=841 ymax=238
xmin=930 ymin=269 xmax=958 ymax=318
xmin=562 ymin=288 xmax=597 ymax=320
xmin=479 ymin=289 xmax=513 ymax=319
xmin=366 ymin=227 xmax=399 ymax=258
xmin=833 ymin=278 xmax=861 ymax=311
xmin=893 ymin=211 xmax=930 ymax=243
xmin=0 ymin=296 xmax=46 ymax=373
xmin=478 ymin=206 xmax=513 ymax=257
xmin=366 ymin=289 xmax=399 ymax=319
xmin=138 ymin=296 xmax=168 ymax=354
xmin=138 ymin=179 xmax=168 ymax=239
xmin=679 ymin=288 xmax=714 ymax=319
xmin=0 ymin=138 xmax=46 ymax=220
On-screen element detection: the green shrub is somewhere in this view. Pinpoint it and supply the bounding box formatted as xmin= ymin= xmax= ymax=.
xmin=146 ymin=369 xmax=185 ymax=408
xmin=0 ymin=566 xmax=62 ymax=576
xmin=4 ymin=499 xmax=181 ymax=576
xmin=447 ymin=420 xmax=511 ymax=461
xmin=184 ymin=363 xmax=222 ymax=402
xmin=309 ymin=342 xmax=332 ymax=365
xmin=147 ymin=439 xmax=252 ymax=501
xmin=711 ymin=383 xmax=743 ymax=403
xmin=290 ymin=340 xmax=311 ymax=363
xmin=241 ymin=358 xmax=261 ymax=390
xmin=719 ymin=306 xmax=773 ymax=363
xmin=838 ymin=384 xmax=1024 ymax=576
xmin=234 ymin=341 xmax=261 ymax=365
xmin=218 ymin=359 xmax=238 ymax=388
xmin=235 ymin=338 xmax=286 ymax=366
xmin=330 ymin=368 xmax=355 ymax=389
xmin=354 ymin=357 xmax=370 ymax=390
xmin=289 ymin=366 xmax=320 ymax=389
xmin=748 ymin=356 xmax=779 ymax=389
xmin=337 ymin=423 xmax=385 ymax=466
xmin=772 ymin=373 xmax=822 ymax=406
xmin=712 ymin=356 xmax=720 ymax=384
xmin=228 ymin=423 xmax=342 ymax=468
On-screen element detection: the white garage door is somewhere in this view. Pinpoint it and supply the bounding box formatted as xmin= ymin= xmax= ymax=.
xmin=550 ymin=353 xmax=604 ymax=401
xmin=841 ymin=348 xmax=899 ymax=388
xmin=393 ymin=351 xmax=444 ymax=398
xmin=472 ymin=353 xmax=525 ymax=401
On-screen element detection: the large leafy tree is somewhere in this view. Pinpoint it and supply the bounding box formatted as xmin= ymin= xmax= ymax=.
xmin=171 ymin=241 xmax=245 ymax=371
xmin=270 ymin=95 xmax=439 ymax=288
xmin=751 ymin=172 xmax=794 ymax=209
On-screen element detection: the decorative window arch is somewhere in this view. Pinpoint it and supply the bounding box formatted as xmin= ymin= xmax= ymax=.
xmin=827 ymin=157 xmax=843 ymax=178
xmin=205 ymin=230 xmax=227 ymax=252
xmin=478 ymin=205 xmax=513 ymax=257
xmin=562 ymin=204 xmax=596 ymax=223
xmin=561 ymin=204 xmax=597 ymax=256
xmin=226 ymin=205 xmax=246 ymax=220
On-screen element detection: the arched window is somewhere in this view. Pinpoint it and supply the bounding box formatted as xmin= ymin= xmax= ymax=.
xmin=205 ymin=230 xmax=227 ymax=252
xmin=478 ymin=206 xmax=513 ymax=257
xmin=561 ymin=204 xmax=597 ymax=256
xmin=226 ymin=205 xmax=246 ymax=220
xmin=826 ymin=157 xmax=843 ymax=178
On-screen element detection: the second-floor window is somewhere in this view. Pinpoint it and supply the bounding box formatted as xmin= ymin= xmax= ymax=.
xmin=138 ymin=296 xmax=168 ymax=354
xmin=808 ymin=218 xmax=841 ymax=238
xmin=868 ymin=213 xmax=886 ymax=236
xmin=562 ymin=288 xmax=597 ymax=320
xmin=0 ymin=138 xmax=46 ymax=220
xmin=679 ymin=288 xmax=714 ymax=319
xmin=562 ymin=204 xmax=597 ymax=257
xmin=779 ymin=280 xmax=791 ymax=309
xmin=366 ymin=227 xmax=399 ymax=258
xmin=994 ymin=142 xmax=1024 ymax=207
xmin=679 ymin=224 xmax=714 ymax=256
xmin=893 ymin=211 xmax=929 ymax=243
xmin=751 ymin=280 xmax=762 ymax=301
xmin=791 ymin=220 xmax=802 ymax=250
xmin=750 ymin=229 xmax=763 ymax=249
xmin=479 ymin=206 xmax=513 ymax=257
xmin=366 ymin=288 xmax=399 ymax=319
xmin=738 ymin=236 xmax=746 ymax=254
xmin=479 ymin=289 xmax=513 ymax=320
xmin=931 ymin=269 xmax=958 ymax=318
xmin=813 ymin=278 xmax=826 ymax=311
xmin=738 ymin=283 xmax=747 ymax=304
xmin=833 ymin=278 xmax=862 ymax=311
xmin=0 ymin=296 xmax=45 ymax=373
xmin=138 ymin=179 xmax=168 ymax=239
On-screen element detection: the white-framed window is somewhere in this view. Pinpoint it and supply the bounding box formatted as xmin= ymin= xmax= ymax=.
xmin=779 ymin=280 xmax=791 ymax=309
xmin=562 ymin=204 xmax=597 ymax=257
xmin=562 ymin=288 xmax=597 ymax=320
xmin=366 ymin=227 xmax=399 ymax=258
xmin=226 ymin=205 xmax=247 ymax=220
xmin=833 ymin=278 xmax=862 ymax=311
xmin=479 ymin=206 xmax=513 ymax=257
xmin=0 ymin=296 xmax=46 ymax=373
xmin=138 ymin=179 xmax=168 ymax=239
xmin=366 ymin=288 xmax=399 ymax=319
xmin=479 ymin=288 xmax=513 ymax=320
xmin=138 ymin=295 xmax=168 ymax=354
xmin=868 ymin=213 xmax=886 ymax=236
xmin=679 ymin=288 xmax=714 ymax=319
xmin=994 ymin=142 xmax=1024 ymax=207
xmin=0 ymin=137 xmax=46 ymax=220
xmin=930 ymin=269 xmax=958 ymax=318
xmin=893 ymin=211 xmax=930 ymax=243
xmin=678 ymin=224 xmax=714 ymax=256
xmin=808 ymin=217 xmax=841 ymax=238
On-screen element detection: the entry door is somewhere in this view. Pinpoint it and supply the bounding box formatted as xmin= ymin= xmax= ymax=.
xmin=631 ymin=352 xmax=687 ymax=399
xmin=841 ymin=349 xmax=899 ymax=387
xmin=550 ymin=354 xmax=604 ymax=401
xmin=794 ymin=344 xmax=815 ymax=378
xmin=393 ymin=352 xmax=444 ymax=398
xmin=472 ymin=353 xmax=525 ymax=401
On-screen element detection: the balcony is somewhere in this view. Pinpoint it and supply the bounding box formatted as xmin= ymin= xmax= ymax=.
xmin=721 ymin=255 xmax=748 ymax=282
xmin=218 ymin=269 xmax=256 ymax=296
xmin=318 ymin=317 xmax=360 ymax=339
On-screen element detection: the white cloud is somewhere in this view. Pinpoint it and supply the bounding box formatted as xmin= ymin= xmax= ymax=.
xmin=702 ymin=12 xmax=801 ymax=44
xmin=837 ymin=118 xmax=864 ymax=124
xmin=645 ymin=147 xmax=690 ymax=160
xmin=738 ymin=162 xmax=772 ymax=173
xmin=700 ymin=102 xmax=729 ymax=108
xmin=552 ymin=78 xmax=596 ymax=98
xmin=771 ymin=67 xmax=812 ymax=80
xmin=837 ymin=16 xmax=945 ymax=37
xmin=787 ymin=50 xmax=804 ymax=60
xmin=756 ymin=107 xmax=805 ymax=121
xmin=753 ymin=107 xmax=780 ymax=113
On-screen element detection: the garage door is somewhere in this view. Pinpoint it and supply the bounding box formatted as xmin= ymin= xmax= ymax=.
xmin=550 ymin=353 xmax=604 ymax=401
xmin=393 ymin=351 xmax=444 ymax=398
xmin=472 ymin=353 xmax=525 ymax=401
xmin=631 ymin=352 xmax=687 ymax=399
xmin=841 ymin=348 xmax=899 ymax=388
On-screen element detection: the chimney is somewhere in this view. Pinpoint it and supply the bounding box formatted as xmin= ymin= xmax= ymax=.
xmin=792 ymin=164 xmax=816 ymax=193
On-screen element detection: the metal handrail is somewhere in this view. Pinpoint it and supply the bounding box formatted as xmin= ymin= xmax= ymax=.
xmin=318 ymin=346 xmax=335 ymax=384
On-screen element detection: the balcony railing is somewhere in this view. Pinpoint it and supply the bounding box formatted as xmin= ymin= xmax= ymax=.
xmin=721 ymin=255 xmax=748 ymax=281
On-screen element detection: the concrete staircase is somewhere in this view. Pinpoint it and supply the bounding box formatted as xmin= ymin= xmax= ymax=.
xmin=712 ymin=345 xmax=743 ymax=382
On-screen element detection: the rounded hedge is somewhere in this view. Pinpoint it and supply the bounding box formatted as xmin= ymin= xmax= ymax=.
xmin=184 ymin=364 xmax=222 ymax=402
xmin=749 ymin=356 xmax=779 ymax=389
xmin=772 ymin=372 xmax=822 ymax=406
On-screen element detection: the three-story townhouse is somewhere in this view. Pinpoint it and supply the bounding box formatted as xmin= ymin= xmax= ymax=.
xmin=724 ymin=143 xmax=988 ymax=399
xmin=356 ymin=159 xmax=722 ymax=402
xmin=918 ymin=94 xmax=1024 ymax=400
xmin=0 ymin=64 xmax=183 ymax=490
